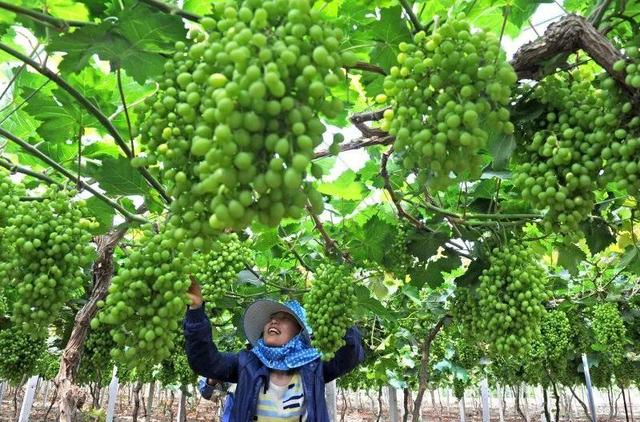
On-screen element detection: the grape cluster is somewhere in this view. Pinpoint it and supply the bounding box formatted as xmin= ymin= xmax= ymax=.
xmin=193 ymin=233 xmax=252 ymax=308
xmin=514 ymin=73 xmax=612 ymax=233
xmin=540 ymin=309 xmax=571 ymax=361
xmin=452 ymin=287 xmax=481 ymax=341
xmin=305 ymin=264 xmax=356 ymax=360
xmin=0 ymin=171 xmax=24 ymax=285
xmin=476 ymin=239 xmax=548 ymax=357
xmin=135 ymin=0 xmax=353 ymax=242
xmin=591 ymin=302 xmax=627 ymax=366
xmin=157 ymin=335 xmax=197 ymax=388
xmin=382 ymin=14 xmax=516 ymax=188
xmin=381 ymin=225 xmax=413 ymax=278
xmin=78 ymin=326 xmax=117 ymax=385
xmin=614 ymin=35 xmax=640 ymax=88
xmin=1 ymin=187 xmax=97 ymax=329
xmin=0 ymin=325 xmax=46 ymax=383
xmin=94 ymin=225 xmax=192 ymax=368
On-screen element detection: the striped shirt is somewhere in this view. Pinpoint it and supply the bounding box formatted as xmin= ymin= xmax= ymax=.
xmin=255 ymin=372 xmax=306 ymax=421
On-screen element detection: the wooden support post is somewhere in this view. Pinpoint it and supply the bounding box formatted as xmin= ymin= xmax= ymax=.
xmin=326 ymin=380 xmax=337 ymax=421
xmin=388 ymin=386 xmax=399 ymax=422
xmin=18 ymin=375 xmax=39 ymax=422
xmin=581 ymin=354 xmax=598 ymax=422
xmin=480 ymin=378 xmax=490 ymax=422
xmin=106 ymin=367 xmax=118 ymax=422
xmin=145 ymin=382 xmax=155 ymax=422
xmin=459 ymin=396 xmax=466 ymax=422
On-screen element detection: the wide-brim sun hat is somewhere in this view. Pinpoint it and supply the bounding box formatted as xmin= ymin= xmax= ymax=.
xmin=242 ymin=299 xmax=312 ymax=346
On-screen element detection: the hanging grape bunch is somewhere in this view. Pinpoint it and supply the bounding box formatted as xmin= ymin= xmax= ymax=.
xmin=591 ymin=302 xmax=627 ymax=366
xmin=381 ymin=14 xmax=517 ymax=188
xmin=193 ymin=233 xmax=252 ymax=309
xmin=599 ymin=55 xmax=640 ymax=197
xmin=1 ymin=186 xmax=97 ymax=329
xmin=0 ymin=171 xmax=24 ymax=284
xmin=381 ymin=224 xmax=413 ymax=278
xmin=135 ymin=0 xmax=355 ymax=245
xmin=514 ymin=72 xmax=613 ymax=233
xmin=452 ymin=287 xmax=481 ymax=342
xmin=94 ymin=225 xmax=193 ymax=368
xmin=0 ymin=325 xmax=46 ymax=383
xmin=78 ymin=326 xmax=117 ymax=385
xmin=614 ymin=35 xmax=640 ymax=88
xmin=540 ymin=309 xmax=571 ymax=361
xmin=476 ymin=239 xmax=548 ymax=357
xmin=305 ymin=264 xmax=356 ymax=360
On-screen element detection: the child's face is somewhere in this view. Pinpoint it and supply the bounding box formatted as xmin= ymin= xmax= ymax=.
xmin=263 ymin=311 xmax=301 ymax=346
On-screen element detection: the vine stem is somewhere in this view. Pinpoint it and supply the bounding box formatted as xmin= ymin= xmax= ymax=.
xmin=398 ymin=0 xmax=422 ymax=33
xmin=314 ymin=135 xmax=393 ymax=159
xmin=116 ymin=68 xmax=135 ymax=156
xmin=0 ymin=127 xmax=148 ymax=224
xmin=345 ymin=61 xmax=387 ymax=76
xmin=306 ymin=205 xmax=352 ymax=262
xmin=0 ymin=156 xmax=63 ymax=186
xmin=380 ymin=146 xmax=425 ymax=230
xmin=0 ymin=42 xmax=171 ymax=203
xmin=137 ymin=0 xmax=201 ymax=22
xmin=0 ymin=1 xmax=92 ymax=30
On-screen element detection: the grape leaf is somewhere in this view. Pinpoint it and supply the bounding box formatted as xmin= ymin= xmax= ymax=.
xmin=83 ymin=157 xmax=148 ymax=196
xmin=368 ymin=6 xmax=412 ymax=72
xmin=580 ymin=218 xmax=615 ymax=255
xmin=557 ymin=243 xmax=586 ymax=275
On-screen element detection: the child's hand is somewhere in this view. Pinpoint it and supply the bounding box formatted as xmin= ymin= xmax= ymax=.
xmin=187 ymin=274 xmax=204 ymax=309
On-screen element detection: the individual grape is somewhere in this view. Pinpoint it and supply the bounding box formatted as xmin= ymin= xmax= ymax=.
xmin=304 ymin=264 xmax=356 ymax=360
xmin=135 ymin=0 xmax=350 ymax=242
xmin=1 ymin=186 xmax=97 ymax=329
xmin=0 ymin=325 xmax=47 ymax=383
xmin=193 ymin=233 xmax=252 ymax=310
xmin=591 ymin=302 xmax=627 ymax=366
xmin=475 ymin=239 xmax=548 ymax=358
xmin=382 ymin=14 xmax=517 ymax=188
xmin=95 ymin=224 xmax=193 ymax=369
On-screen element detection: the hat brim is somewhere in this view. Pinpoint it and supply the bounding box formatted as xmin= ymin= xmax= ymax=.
xmin=242 ymin=300 xmax=306 ymax=345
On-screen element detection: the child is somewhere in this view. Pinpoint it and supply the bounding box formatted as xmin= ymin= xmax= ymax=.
xmin=184 ymin=280 xmax=364 ymax=421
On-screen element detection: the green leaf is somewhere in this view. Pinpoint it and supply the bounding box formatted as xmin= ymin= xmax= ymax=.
xmin=48 ymin=3 xmax=186 ymax=83
xmin=580 ymin=219 xmax=615 ymax=255
xmin=83 ymin=142 xmax=122 ymax=159
xmin=557 ymin=243 xmax=587 ymax=275
xmin=619 ymin=246 xmax=640 ymax=275
xmin=354 ymin=285 xmax=394 ymax=320
xmin=488 ymin=133 xmax=515 ymax=171
xmin=23 ymin=88 xmax=85 ymax=143
xmin=407 ymin=231 xmax=448 ymax=261
xmin=83 ymin=157 xmax=148 ymax=196
xmin=24 ymin=0 xmax=90 ymax=21
xmin=316 ymin=170 xmax=365 ymax=200
xmin=85 ymin=196 xmax=115 ymax=234
xmin=368 ymin=6 xmax=412 ymax=72
xmin=424 ymin=254 xmax=463 ymax=288
xmin=183 ymin=0 xmax=213 ymax=15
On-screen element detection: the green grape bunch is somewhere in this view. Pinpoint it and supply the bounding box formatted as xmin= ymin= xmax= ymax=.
xmin=381 ymin=224 xmax=413 ymax=278
xmin=78 ymin=326 xmax=117 ymax=385
xmin=591 ymin=302 xmax=627 ymax=366
xmin=1 ymin=186 xmax=97 ymax=329
xmin=514 ymin=71 xmax=616 ymax=233
xmin=94 ymin=225 xmax=193 ymax=368
xmin=613 ymin=35 xmax=640 ymax=89
xmin=304 ymin=264 xmax=356 ymax=360
xmin=0 ymin=325 xmax=47 ymax=383
xmin=540 ymin=309 xmax=571 ymax=361
xmin=0 ymin=171 xmax=25 ymax=285
xmin=382 ymin=14 xmax=517 ymax=188
xmin=476 ymin=239 xmax=548 ymax=357
xmin=134 ymin=0 xmax=356 ymax=247
xmin=193 ymin=233 xmax=252 ymax=308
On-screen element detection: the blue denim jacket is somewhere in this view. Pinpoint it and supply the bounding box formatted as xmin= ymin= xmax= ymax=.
xmin=184 ymin=306 xmax=365 ymax=422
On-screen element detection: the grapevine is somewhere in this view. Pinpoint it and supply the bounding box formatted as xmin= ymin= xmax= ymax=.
xmin=591 ymin=302 xmax=627 ymax=366
xmin=135 ymin=0 xmax=353 ymax=245
xmin=193 ymin=233 xmax=252 ymax=309
xmin=1 ymin=186 xmax=97 ymax=329
xmin=94 ymin=225 xmax=193 ymax=368
xmin=476 ymin=239 xmax=548 ymax=357
xmin=305 ymin=264 xmax=356 ymax=360
xmin=382 ymin=14 xmax=516 ymax=188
